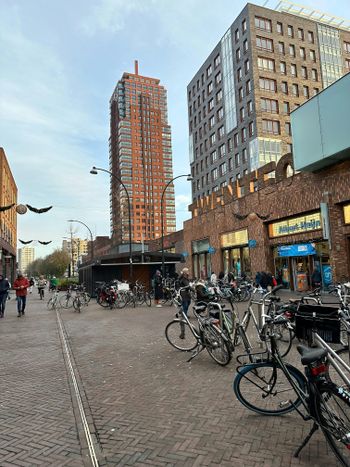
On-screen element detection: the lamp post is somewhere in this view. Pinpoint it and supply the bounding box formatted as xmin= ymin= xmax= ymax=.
xmin=90 ymin=166 xmax=133 ymax=280
xmin=67 ymin=219 xmax=94 ymax=259
xmin=161 ymin=174 xmax=193 ymax=277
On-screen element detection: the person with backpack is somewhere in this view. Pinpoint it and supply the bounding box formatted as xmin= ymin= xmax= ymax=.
xmin=153 ymin=270 xmax=163 ymax=307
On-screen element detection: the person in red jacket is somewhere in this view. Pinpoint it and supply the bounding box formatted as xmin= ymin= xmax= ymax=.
xmin=13 ymin=272 xmax=29 ymax=317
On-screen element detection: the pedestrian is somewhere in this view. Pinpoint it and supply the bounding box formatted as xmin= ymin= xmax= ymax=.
xmin=210 ymin=271 xmax=217 ymax=285
xmin=153 ymin=270 xmax=163 ymax=307
xmin=260 ymin=271 xmax=269 ymax=290
xmin=29 ymin=277 xmax=35 ymax=294
xmin=178 ymin=268 xmax=192 ymax=318
xmin=37 ymin=275 xmax=47 ymax=300
xmin=311 ymin=267 xmax=322 ymax=289
xmin=50 ymin=276 xmax=58 ymax=291
xmin=13 ymin=272 xmax=30 ymax=317
xmin=0 ymin=274 xmax=10 ymax=318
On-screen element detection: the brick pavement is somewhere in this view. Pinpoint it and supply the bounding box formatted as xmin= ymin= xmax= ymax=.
xmin=0 ymin=290 xmax=343 ymax=466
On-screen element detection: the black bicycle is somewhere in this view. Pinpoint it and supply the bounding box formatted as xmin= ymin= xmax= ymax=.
xmin=233 ymin=314 xmax=350 ymax=466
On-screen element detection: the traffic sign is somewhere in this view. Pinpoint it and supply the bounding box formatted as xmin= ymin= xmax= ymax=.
xmin=208 ymin=246 xmax=216 ymax=254
xmin=248 ymin=239 xmax=257 ymax=248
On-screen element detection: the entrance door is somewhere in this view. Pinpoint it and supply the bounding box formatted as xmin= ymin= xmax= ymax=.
xmin=292 ymin=256 xmax=311 ymax=292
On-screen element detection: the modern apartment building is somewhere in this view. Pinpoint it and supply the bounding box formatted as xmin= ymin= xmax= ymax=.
xmin=62 ymin=237 xmax=89 ymax=275
xmin=109 ymin=61 xmax=175 ymax=245
xmin=18 ymin=247 xmax=35 ymax=274
xmin=0 ymin=148 xmax=17 ymax=281
xmin=188 ymin=1 xmax=350 ymax=201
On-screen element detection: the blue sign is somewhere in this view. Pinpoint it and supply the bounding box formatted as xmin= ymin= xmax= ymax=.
xmin=278 ymin=243 xmax=316 ymax=257
xmin=208 ymin=246 xmax=216 ymax=254
xmin=248 ymin=239 xmax=257 ymax=248
xmin=322 ymin=264 xmax=332 ymax=286
xmin=182 ymin=251 xmax=189 ymax=257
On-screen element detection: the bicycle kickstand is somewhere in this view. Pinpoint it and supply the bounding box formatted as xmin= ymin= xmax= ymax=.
xmin=187 ymin=345 xmax=204 ymax=363
xmin=293 ymin=422 xmax=318 ymax=458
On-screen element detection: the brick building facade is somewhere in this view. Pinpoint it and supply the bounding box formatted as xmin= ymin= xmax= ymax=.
xmin=182 ymin=154 xmax=350 ymax=290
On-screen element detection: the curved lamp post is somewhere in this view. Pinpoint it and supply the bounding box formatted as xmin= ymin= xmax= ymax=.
xmin=161 ymin=174 xmax=193 ymax=277
xmin=67 ymin=219 xmax=94 ymax=259
xmin=90 ymin=166 xmax=133 ymax=280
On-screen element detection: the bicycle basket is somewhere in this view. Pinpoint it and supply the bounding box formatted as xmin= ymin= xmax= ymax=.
xmin=295 ymin=304 xmax=340 ymax=344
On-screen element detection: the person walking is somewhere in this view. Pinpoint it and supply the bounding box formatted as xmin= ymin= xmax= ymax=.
xmin=29 ymin=277 xmax=35 ymax=294
xmin=13 ymin=272 xmax=29 ymax=317
xmin=0 ymin=274 xmax=10 ymax=318
xmin=153 ymin=270 xmax=163 ymax=307
xmin=37 ymin=275 xmax=47 ymax=300
xmin=178 ymin=268 xmax=192 ymax=318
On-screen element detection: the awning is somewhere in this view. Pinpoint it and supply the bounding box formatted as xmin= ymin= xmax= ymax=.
xmin=278 ymin=243 xmax=316 ymax=257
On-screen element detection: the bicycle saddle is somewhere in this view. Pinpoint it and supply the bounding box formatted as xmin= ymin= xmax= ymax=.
xmin=297 ymin=345 xmax=327 ymax=365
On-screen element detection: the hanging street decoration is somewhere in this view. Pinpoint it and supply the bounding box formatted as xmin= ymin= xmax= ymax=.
xmin=38 ymin=240 xmax=52 ymax=245
xmin=19 ymin=239 xmax=34 ymax=244
xmin=16 ymin=204 xmax=28 ymax=214
xmin=0 ymin=203 xmax=15 ymax=212
xmin=18 ymin=239 xmax=52 ymax=245
xmin=26 ymin=204 xmax=53 ymax=214
xmin=233 ymin=212 xmax=270 ymax=221
xmin=0 ymin=203 xmax=53 ymax=214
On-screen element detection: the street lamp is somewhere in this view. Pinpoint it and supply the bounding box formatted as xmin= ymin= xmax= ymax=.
xmin=67 ymin=219 xmax=94 ymax=259
xmin=161 ymin=174 xmax=193 ymax=277
xmin=90 ymin=166 xmax=133 ymax=280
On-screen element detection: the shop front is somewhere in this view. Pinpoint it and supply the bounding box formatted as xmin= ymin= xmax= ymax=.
xmin=221 ymin=229 xmax=251 ymax=278
xmin=269 ymin=211 xmax=331 ymax=291
xmin=192 ymin=238 xmax=210 ymax=279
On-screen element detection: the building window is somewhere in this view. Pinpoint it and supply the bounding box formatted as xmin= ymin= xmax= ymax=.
xmin=262 ymin=119 xmax=280 ymax=135
xmin=300 ymin=47 xmax=305 ymax=59
xmin=290 ymin=63 xmax=297 ymax=77
xmin=236 ymin=48 xmax=241 ymax=62
xmin=312 ymin=88 xmax=319 ymax=95
xmin=255 ymin=16 xmax=272 ymax=32
xmin=345 ymin=58 xmax=350 ymax=70
xmin=289 ymin=44 xmax=295 ymax=57
xmin=217 ymin=107 xmax=224 ymax=121
xmin=242 ymin=18 xmax=247 ymax=32
xmin=298 ymin=28 xmax=304 ymax=40
xmin=287 ymin=25 xmax=294 ymax=37
xmin=311 ymin=69 xmax=318 ymax=81
xmin=344 ymin=42 xmax=350 ymax=53
xmin=283 ymin=101 xmax=290 ymax=114
xmin=256 ymin=36 xmax=273 ymax=51
xmin=220 ymin=161 xmax=227 ymax=175
xmin=208 ymin=98 xmax=214 ymax=111
xmin=285 ymin=122 xmax=291 ymax=135
xmin=235 ymin=28 xmax=239 ymax=42
xmin=234 ymin=133 xmax=239 ymax=147
xmin=228 ymin=138 xmax=233 ymax=153
xmin=292 ymin=83 xmax=299 ymax=97
xmin=207 ymin=64 xmax=212 ymax=77
xmin=303 ymin=85 xmax=309 ymax=98
xmin=215 ymin=72 xmax=222 ymax=86
xmin=244 ymin=59 xmax=250 ymax=73
xmin=243 ymin=39 xmax=248 ymax=53
xmin=259 ymin=77 xmax=276 ymax=92
xmin=301 ymin=66 xmax=308 ymax=78
xmin=261 ymin=97 xmax=278 ymax=113
xmin=277 ymin=22 xmax=283 ymax=34
xmin=280 ymin=61 xmax=286 ymax=74
xmin=278 ymin=42 xmax=285 ymax=54
xmin=216 ymin=89 xmax=223 ymax=103
xmin=237 ymin=67 xmax=242 ymax=81
xmin=219 ymin=144 xmax=226 ymax=157
xmin=242 ymin=148 xmax=247 ymax=163
xmin=209 ymin=115 xmax=215 ymax=129
xmin=308 ymin=31 xmax=314 ymax=43
xmin=246 ymin=80 xmax=252 ymax=94
xmin=208 ymin=81 xmax=213 ymax=93
xmin=211 ymin=150 xmax=217 ymax=163
xmin=241 ymin=127 xmax=247 ymax=142
xmin=248 ymin=121 xmax=255 ymax=136
xmin=214 ymin=54 xmax=221 ymax=68
xmin=257 ymin=57 xmax=275 ymax=71
xmin=310 ymin=49 xmax=316 ymax=61
xmin=235 ymin=153 xmax=240 ymax=166
xmin=240 ymin=107 xmax=245 ymax=121
xmin=210 ymin=133 xmax=216 ymax=145
xmin=211 ymin=168 xmax=218 ymax=181
xmin=281 ymin=81 xmax=288 ymax=94
xmin=247 ymin=100 xmax=253 ymax=115
xmin=218 ymin=125 xmax=225 ymax=139
xmin=238 ymin=87 xmax=243 ymax=101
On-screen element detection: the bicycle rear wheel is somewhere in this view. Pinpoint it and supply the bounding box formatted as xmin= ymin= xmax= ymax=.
xmin=271 ymin=322 xmax=293 ymax=358
xmin=59 ymin=295 xmax=74 ymax=309
xmin=73 ymin=297 xmax=81 ymax=312
xmin=316 ymin=385 xmax=350 ymax=466
xmin=47 ymin=298 xmax=54 ymax=310
xmin=233 ymin=362 xmax=306 ymax=415
xmin=165 ymin=320 xmax=198 ymax=351
xmin=202 ymin=324 xmax=231 ymax=366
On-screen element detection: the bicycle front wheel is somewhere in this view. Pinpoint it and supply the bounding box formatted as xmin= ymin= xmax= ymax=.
xmin=47 ymin=298 xmax=54 ymax=310
xmin=73 ymin=297 xmax=81 ymax=312
xmin=271 ymin=322 xmax=294 ymax=358
xmin=59 ymin=295 xmax=74 ymax=309
xmin=203 ymin=324 xmax=231 ymax=366
xmin=233 ymin=362 xmax=306 ymax=415
xmin=316 ymin=385 xmax=350 ymax=466
xmin=165 ymin=320 xmax=198 ymax=351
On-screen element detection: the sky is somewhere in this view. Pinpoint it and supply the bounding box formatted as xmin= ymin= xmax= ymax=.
xmin=1 ymin=0 xmax=350 ymax=258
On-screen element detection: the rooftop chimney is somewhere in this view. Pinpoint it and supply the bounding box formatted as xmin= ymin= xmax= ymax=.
xmin=134 ymin=60 xmax=139 ymax=75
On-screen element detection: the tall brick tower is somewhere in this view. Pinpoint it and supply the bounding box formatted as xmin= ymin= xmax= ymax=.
xmin=109 ymin=61 xmax=175 ymax=245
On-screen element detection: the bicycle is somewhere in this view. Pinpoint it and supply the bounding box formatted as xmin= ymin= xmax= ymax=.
xmin=165 ymin=287 xmax=231 ymax=366
xmin=233 ymin=309 xmax=350 ymax=466
xmin=47 ymin=289 xmax=60 ymax=310
xmin=59 ymin=287 xmax=74 ymax=309
xmin=73 ymin=290 xmax=89 ymax=313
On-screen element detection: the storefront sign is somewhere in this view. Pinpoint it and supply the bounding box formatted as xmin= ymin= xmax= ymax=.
xmin=208 ymin=246 xmax=216 ymax=254
xmin=192 ymin=238 xmax=210 ymax=254
xmin=344 ymin=203 xmax=350 ymax=224
xmin=182 ymin=251 xmax=189 ymax=257
xmin=322 ymin=264 xmax=332 ymax=286
xmin=248 ymin=239 xmax=257 ymax=248
xmin=277 ymin=243 xmax=316 ymax=257
xmin=221 ymin=229 xmax=248 ymax=248
xmin=269 ymin=212 xmax=321 ymax=238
